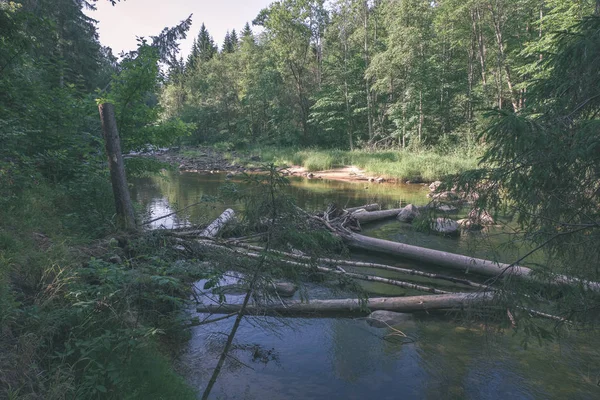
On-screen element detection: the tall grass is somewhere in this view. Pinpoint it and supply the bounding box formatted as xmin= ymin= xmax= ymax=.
xmin=241 ymin=147 xmax=481 ymax=181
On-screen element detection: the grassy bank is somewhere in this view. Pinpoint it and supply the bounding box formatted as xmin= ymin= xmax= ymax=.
xmin=224 ymin=146 xmax=482 ymax=182
xmin=0 ymin=179 xmax=197 ymax=399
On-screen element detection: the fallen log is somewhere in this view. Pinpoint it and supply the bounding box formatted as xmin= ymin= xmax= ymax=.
xmin=341 ymin=231 xmax=600 ymax=291
xmin=351 ymin=208 xmax=404 ymax=224
xmin=228 ymin=241 xmax=491 ymax=291
xmin=345 ymin=204 xmax=380 ymax=213
xmin=197 ymin=240 xmax=451 ymax=294
xmin=196 ymin=292 xmax=494 ymax=316
xmin=201 ymin=209 xmax=235 ymax=238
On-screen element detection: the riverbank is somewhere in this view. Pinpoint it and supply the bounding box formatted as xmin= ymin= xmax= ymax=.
xmin=0 ymin=182 xmax=199 ymax=399
xmin=149 ymin=146 xmax=481 ymax=184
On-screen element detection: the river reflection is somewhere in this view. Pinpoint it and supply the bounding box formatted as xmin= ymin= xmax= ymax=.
xmin=132 ymin=171 xmax=600 ymax=400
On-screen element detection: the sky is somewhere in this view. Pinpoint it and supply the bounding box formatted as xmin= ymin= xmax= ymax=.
xmin=86 ymin=0 xmax=273 ymax=58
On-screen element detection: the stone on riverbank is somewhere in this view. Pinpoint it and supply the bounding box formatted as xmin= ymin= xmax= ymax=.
xmin=432 ymin=218 xmax=460 ymax=236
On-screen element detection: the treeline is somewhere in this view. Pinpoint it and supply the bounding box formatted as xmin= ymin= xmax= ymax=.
xmin=162 ymin=0 xmax=597 ymax=149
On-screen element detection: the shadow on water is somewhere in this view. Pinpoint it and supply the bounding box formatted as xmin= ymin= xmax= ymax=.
xmin=132 ymin=171 xmax=600 ymax=400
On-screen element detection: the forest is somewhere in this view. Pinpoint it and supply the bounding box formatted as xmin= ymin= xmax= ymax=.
xmin=1 ymin=0 xmax=599 ymax=399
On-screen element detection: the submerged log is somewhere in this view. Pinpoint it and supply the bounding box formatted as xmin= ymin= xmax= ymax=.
xmin=196 ymin=292 xmax=494 ymax=316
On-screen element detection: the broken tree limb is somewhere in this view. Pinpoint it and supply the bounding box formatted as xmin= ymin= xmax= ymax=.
xmin=201 ymin=209 xmax=235 ymax=238
xmin=196 ymin=292 xmax=494 ymax=315
xmin=351 ymin=208 xmax=404 ymax=224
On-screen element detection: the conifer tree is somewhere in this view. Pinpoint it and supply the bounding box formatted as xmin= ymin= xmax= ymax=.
xmin=223 ymin=31 xmax=234 ymax=53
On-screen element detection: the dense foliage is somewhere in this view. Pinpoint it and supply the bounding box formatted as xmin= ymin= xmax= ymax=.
xmin=0 ymin=1 xmax=195 ymax=398
xmin=457 ymin=14 xmax=600 ymax=325
xmin=1 ymin=0 xmax=599 ymax=397
xmin=163 ymin=0 xmax=598 ymax=150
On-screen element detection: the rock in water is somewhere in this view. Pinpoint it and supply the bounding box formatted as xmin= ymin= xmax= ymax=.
xmin=397 ymin=204 xmax=421 ymax=223
xmin=429 ymin=180 xmax=442 ymax=192
xmin=271 ymin=282 xmax=297 ymax=298
xmin=437 ymin=204 xmax=458 ymax=213
xmin=366 ymin=310 xmax=413 ymax=328
xmin=457 ymin=219 xmax=483 ymax=231
xmin=432 ymin=218 xmax=460 ymax=236
xmin=468 ymin=208 xmax=495 ymax=225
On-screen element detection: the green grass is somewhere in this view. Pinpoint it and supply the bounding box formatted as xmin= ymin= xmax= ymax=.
xmin=0 ymin=180 xmax=198 ymax=399
xmin=231 ymin=146 xmax=482 ymax=182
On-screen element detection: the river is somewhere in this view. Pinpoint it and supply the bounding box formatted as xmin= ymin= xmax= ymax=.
xmin=132 ymin=171 xmax=599 ymax=400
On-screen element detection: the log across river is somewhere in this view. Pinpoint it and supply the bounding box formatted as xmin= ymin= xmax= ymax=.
xmin=196 ymin=292 xmax=494 ymax=316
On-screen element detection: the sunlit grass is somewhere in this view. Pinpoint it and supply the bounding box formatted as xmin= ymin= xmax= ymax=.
xmin=242 ymin=147 xmax=481 ymax=181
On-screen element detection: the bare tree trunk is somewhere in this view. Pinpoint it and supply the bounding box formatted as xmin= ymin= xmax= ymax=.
xmin=488 ymin=1 xmax=519 ymax=112
xmin=353 ymin=208 xmax=404 ymax=224
xmin=197 ymin=292 xmax=494 ymax=315
xmin=363 ymin=0 xmax=374 ymax=141
xmin=98 ymin=103 xmax=137 ymax=231
xmin=201 ymin=209 xmax=235 ymax=238
xmin=474 ymin=7 xmax=488 ymax=91
xmin=340 ymin=231 xmax=600 ymax=291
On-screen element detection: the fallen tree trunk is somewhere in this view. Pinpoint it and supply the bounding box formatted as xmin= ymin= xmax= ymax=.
xmin=201 ymin=209 xmax=235 ymax=238
xmin=342 ymin=232 xmax=600 ymax=291
xmin=197 ymin=240 xmax=451 ymax=294
xmin=351 ymin=208 xmax=404 ymax=224
xmin=196 ymin=292 xmax=494 ymax=316
xmin=228 ymin=241 xmax=491 ymax=291
xmin=345 ymin=204 xmax=380 ymax=213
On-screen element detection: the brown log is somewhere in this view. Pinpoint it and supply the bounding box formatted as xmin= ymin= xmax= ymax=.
xmin=98 ymin=103 xmax=137 ymax=231
xmin=196 ymin=292 xmax=494 ymax=315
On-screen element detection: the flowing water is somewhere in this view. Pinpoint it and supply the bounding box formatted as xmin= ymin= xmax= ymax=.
xmin=132 ymin=171 xmax=600 ymax=400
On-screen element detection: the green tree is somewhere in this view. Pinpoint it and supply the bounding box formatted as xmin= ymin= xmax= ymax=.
xmin=458 ymin=14 xmax=600 ymax=324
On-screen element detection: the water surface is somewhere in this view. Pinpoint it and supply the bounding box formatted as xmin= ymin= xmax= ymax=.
xmin=132 ymin=171 xmax=600 ymax=400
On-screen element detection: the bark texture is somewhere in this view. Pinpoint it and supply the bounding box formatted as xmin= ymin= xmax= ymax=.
xmin=98 ymin=103 xmax=137 ymax=231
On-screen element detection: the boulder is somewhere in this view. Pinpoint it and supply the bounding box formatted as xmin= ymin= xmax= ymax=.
xmin=436 ymin=204 xmax=458 ymax=213
xmin=468 ymin=209 xmax=495 ymax=225
xmin=397 ymin=204 xmax=421 ymax=223
xmin=429 ymin=180 xmax=442 ymax=192
xmin=457 ymin=219 xmax=483 ymax=231
xmin=366 ymin=310 xmax=413 ymax=328
xmin=432 ymin=191 xmax=459 ymax=201
xmin=271 ymin=282 xmax=297 ymax=298
xmin=432 ymin=218 xmax=460 ymax=236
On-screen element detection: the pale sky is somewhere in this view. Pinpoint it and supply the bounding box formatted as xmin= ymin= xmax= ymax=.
xmin=86 ymin=0 xmax=273 ymax=58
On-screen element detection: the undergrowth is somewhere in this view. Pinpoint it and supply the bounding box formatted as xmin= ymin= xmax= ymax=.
xmin=0 ymin=179 xmax=199 ymax=399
